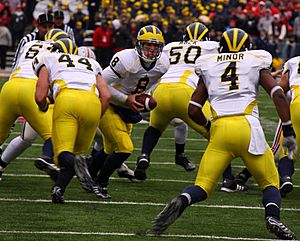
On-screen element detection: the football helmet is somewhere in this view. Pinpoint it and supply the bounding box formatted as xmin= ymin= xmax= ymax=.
xmin=51 ymin=38 xmax=78 ymax=54
xmin=183 ymin=22 xmax=209 ymax=41
xmin=45 ymin=28 xmax=69 ymax=41
xmin=77 ymin=47 xmax=96 ymax=60
xmin=219 ymin=28 xmax=250 ymax=53
xmin=135 ymin=25 xmax=165 ymax=62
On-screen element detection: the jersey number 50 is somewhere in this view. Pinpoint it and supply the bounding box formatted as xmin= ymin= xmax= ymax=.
xmin=169 ymin=46 xmax=201 ymax=65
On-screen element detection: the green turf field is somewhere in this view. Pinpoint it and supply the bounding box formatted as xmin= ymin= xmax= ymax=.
xmin=0 ymin=77 xmax=299 ymax=241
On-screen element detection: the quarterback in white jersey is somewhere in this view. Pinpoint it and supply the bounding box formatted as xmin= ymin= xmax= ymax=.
xmin=153 ymin=28 xmax=296 ymax=240
xmin=88 ymin=25 xmax=169 ymax=199
xmin=34 ymin=39 xmax=110 ymax=203
xmin=134 ymin=22 xmax=219 ymax=181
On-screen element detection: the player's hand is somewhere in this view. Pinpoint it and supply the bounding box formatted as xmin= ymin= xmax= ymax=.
xmin=282 ymin=123 xmax=297 ymax=159
xmin=271 ymin=69 xmax=283 ymax=79
xmin=126 ymin=94 xmax=144 ymax=112
xmin=282 ymin=136 xmax=297 ymax=159
xmin=38 ymin=98 xmax=50 ymax=112
xmin=38 ymin=102 xmax=49 ymax=112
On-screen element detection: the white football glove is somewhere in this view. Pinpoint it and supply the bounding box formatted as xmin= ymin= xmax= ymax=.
xmin=282 ymin=136 xmax=297 ymax=159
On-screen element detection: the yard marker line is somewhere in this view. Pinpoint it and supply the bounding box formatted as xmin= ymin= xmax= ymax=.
xmin=2 ymin=174 xmax=193 ymax=183
xmin=0 ymin=198 xmax=299 ymax=212
xmin=9 ymin=133 xmax=207 ymax=142
xmin=11 ymin=157 xmax=300 ymax=172
xmin=11 ymin=146 xmax=206 ymax=152
xmin=0 ymin=230 xmax=279 ymax=240
xmin=3 ymin=173 xmax=300 ymax=188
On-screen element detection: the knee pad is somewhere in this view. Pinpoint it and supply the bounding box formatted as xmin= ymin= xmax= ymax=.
xmin=58 ymin=151 xmax=75 ymax=169
xmin=21 ymin=122 xmax=38 ymax=143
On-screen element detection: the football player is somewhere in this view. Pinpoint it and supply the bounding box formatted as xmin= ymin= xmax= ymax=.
xmin=0 ymin=29 xmax=70 ymax=181
xmin=220 ymin=69 xmax=286 ymax=193
xmin=152 ymin=28 xmax=297 ymax=240
xmin=133 ymin=22 xmax=218 ymax=181
xmin=88 ymin=25 xmax=169 ymax=198
xmin=272 ymin=57 xmax=299 ymax=196
xmin=33 ymin=39 xmax=110 ymax=203
xmin=0 ymin=33 xmax=61 ymax=180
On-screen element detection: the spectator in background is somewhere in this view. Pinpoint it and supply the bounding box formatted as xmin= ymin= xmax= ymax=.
xmin=0 ymin=0 xmax=12 ymax=27
xmin=73 ymin=21 xmax=85 ymax=47
xmin=270 ymin=14 xmax=287 ymax=58
xmin=245 ymin=10 xmax=259 ymax=39
xmin=54 ymin=10 xmax=75 ymax=42
xmin=70 ymin=4 xmax=87 ymax=29
xmin=9 ymin=4 xmax=27 ymax=50
xmin=93 ymin=19 xmax=113 ymax=68
xmin=0 ymin=18 xmax=12 ymax=69
xmin=24 ymin=0 xmax=36 ymax=25
xmin=293 ymin=11 xmax=300 ymax=56
xmin=111 ymin=19 xmax=133 ymax=53
xmin=257 ymin=9 xmax=273 ymax=34
xmin=87 ymin=0 xmax=100 ymax=29
xmin=212 ymin=4 xmax=229 ymax=33
xmin=253 ymin=29 xmax=270 ymax=51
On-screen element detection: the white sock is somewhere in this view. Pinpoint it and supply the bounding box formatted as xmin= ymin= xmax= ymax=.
xmin=2 ymin=136 xmax=32 ymax=164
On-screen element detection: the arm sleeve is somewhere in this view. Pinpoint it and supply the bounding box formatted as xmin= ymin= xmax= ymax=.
xmin=102 ymin=66 xmax=128 ymax=106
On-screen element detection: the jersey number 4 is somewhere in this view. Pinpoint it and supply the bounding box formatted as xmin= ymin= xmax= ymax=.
xmin=221 ymin=62 xmax=239 ymax=90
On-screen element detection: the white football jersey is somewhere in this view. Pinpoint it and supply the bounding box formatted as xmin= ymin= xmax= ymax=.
xmin=10 ymin=40 xmax=53 ymax=79
xmin=102 ymin=49 xmax=169 ymax=95
xmin=33 ymin=52 xmax=102 ymax=99
xmin=161 ymin=40 xmax=218 ymax=89
xmin=195 ymin=50 xmax=272 ymax=118
xmin=283 ymin=56 xmax=300 ymax=88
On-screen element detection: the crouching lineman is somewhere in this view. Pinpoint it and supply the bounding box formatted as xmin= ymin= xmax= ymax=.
xmin=0 ymin=29 xmax=70 ymax=181
xmin=33 ymin=39 xmax=111 ymax=203
xmin=152 ymin=28 xmax=297 ymax=240
xmin=0 ymin=37 xmax=58 ymax=179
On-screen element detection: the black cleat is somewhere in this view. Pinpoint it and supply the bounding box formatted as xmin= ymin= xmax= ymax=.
xmin=220 ymin=178 xmax=248 ymax=193
xmin=152 ymin=196 xmax=186 ymax=235
xmin=280 ymin=176 xmax=293 ymax=197
xmin=35 ymin=156 xmax=59 ymax=182
xmin=74 ymin=155 xmax=94 ymax=192
xmin=51 ymin=186 xmax=64 ymax=204
xmin=175 ymin=153 xmax=196 ymax=171
xmin=93 ymin=185 xmax=111 ymax=199
xmin=117 ymin=163 xmax=140 ymax=182
xmin=134 ymin=154 xmax=150 ymax=181
xmin=266 ymin=216 xmax=296 ymax=240
xmin=235 ymin=173 xmax=248 ymax=186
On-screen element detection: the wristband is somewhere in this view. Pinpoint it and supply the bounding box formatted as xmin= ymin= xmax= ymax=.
xmin=282 ymin=122 xmax=295 ymax=137
xmin=189 ymin=100 xmax=203 ymax=108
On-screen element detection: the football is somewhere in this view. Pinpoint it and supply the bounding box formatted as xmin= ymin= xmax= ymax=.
xmin=135 ymin=93 xmax=157 ymax=111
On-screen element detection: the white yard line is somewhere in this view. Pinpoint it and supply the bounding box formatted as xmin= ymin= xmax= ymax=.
xmin=0 ymin=197 xmax=299 ymax=212
xmin=10 ymin=157 xmax=300 ymax=173
xmin=2 ymin=173 xmax=300 ymax=188
xmin=0 ymin=230 xmax=280 ymax=240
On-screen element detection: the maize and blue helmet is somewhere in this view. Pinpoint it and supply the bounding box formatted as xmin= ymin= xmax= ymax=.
xmin=135 ymin=25 xmax=165 ymax=62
